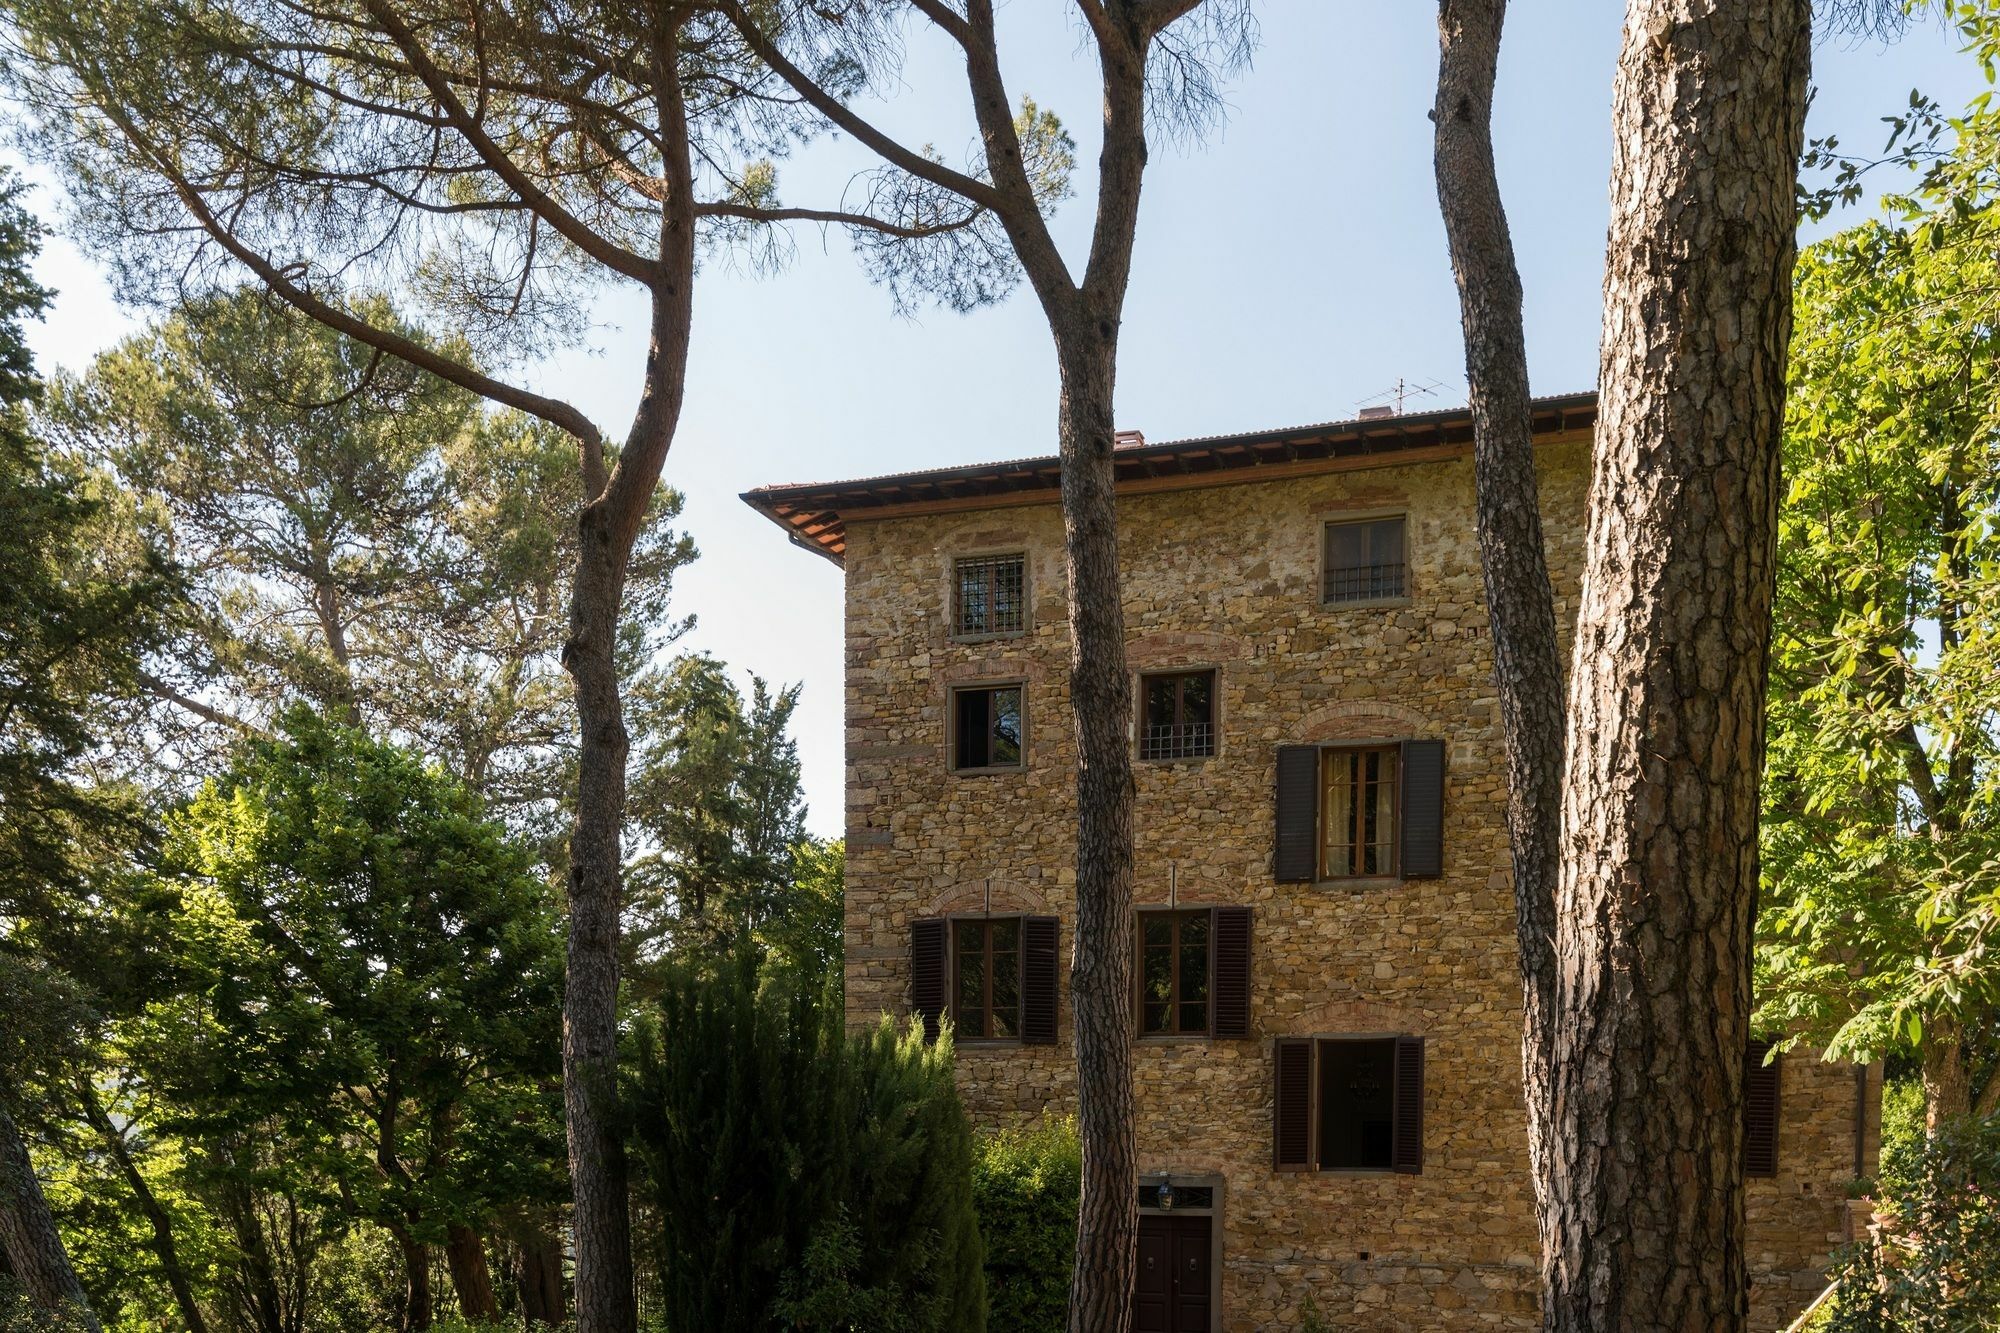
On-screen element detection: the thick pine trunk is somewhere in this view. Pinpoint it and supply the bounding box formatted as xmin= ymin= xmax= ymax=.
xmin=1430 ymin=0 xmax=1565 ymax=1223
xmin=444 ymin=1225 xmax=499 ymax=1322
xmin=1054 ymin=325 xmax=1138 ymax=1333
xmin=1544 ymin=5 xmax=1811 ymax=1330
xmin=0 ymin=1104 xmax=99 ymax=1331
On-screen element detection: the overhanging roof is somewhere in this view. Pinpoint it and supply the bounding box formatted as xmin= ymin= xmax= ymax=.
xmin=742 ymin=390 xmax=1597 ymax=566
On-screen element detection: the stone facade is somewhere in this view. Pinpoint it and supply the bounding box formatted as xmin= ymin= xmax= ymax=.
xmin=826 ymin=431 xmax=1876 ymax=1332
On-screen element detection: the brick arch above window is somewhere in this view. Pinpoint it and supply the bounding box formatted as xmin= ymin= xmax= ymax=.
xmin=940 ymin=655 xmax=1045 ymax=684
xmin=1291 ymin=996 xmax=1427 ymax=1038
xmin=926 ymin=878 xmax=1053 ymax=917
xmin=1125 ymin=629 xmax=1253 ymax=669
xmin=1298 ymin=699 xmax=1435 ymax=743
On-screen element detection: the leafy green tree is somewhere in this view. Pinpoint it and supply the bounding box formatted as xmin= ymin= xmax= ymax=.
xmin=48 ymin=290 xmax=695 ymax=847
xmin=2 ymin=8 xmax=1006 ymax=1316
xmin=0 ymin=168 xmax=172 ymax=1333
xmin=628 ymin=950 xmax=983 ymax=1333
xmin=137 ymin=712 xmax=565 ymax=1330
xmin=1755 ymin=219 xmax=2000 ymax=1129
xmin=624 ymin=656 xmax=807 ymax=968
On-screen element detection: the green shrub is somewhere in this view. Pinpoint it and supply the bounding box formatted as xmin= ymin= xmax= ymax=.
xmin=970 ymin=1118 xmax=1078 ymax=1333
xmin=627 ymin=947 xmax=984 ymax=1333
xmin=1823 ymin=1110 xmax=2000 ymax=1332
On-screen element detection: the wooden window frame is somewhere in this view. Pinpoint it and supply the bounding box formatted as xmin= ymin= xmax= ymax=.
xmin=1135 ymin=908 xmax=1214 ymax=1039
xmin=951 ymin=551 xmax=1029 ymax=640
xmin=1138 ymin=668 xmax=1219 ymax=763
xmin=1319 ymin=512 xmax=1410 ymax=607
xmin=1280 ymin=1034 xmax=1424 ymax=1176
xmin=1318 ymin=744 xmax=1401 ymax=881
xmin=948 ymin=680 xmax=1027 ymax=774
xmin=951 ymin=915 xmax=1024 ymax=1043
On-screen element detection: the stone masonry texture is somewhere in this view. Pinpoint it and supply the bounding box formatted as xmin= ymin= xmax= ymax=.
xmin=833 ymin=434 xmax=1878 ymax=1331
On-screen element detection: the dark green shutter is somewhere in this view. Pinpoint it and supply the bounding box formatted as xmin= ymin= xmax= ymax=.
xmin=1021 ymin=916 xmax=1060 ymax=1045
xmin=1392 ymin=1035 xmax=1425 ymax=1175
xmin=1745 ymin=1040 xmax=1780 ymax=1178
xmin=1399 ymin=739 xmax=1446 ymax=879
xmin=1273 ymin=1039 xmax=1314 ymax=1171
xmin=911 ymin=918 xmax=948 ymax=1044
xmin=1275 ymin=746 xmax=1319 ymax=882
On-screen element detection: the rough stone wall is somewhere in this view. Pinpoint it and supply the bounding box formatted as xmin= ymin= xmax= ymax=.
xmin=838 ymin=437 xmax=1871 ymax=1331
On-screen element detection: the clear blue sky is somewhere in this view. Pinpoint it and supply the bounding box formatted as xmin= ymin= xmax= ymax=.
xmin=16 ymin=5 xmax=1977 ymax=838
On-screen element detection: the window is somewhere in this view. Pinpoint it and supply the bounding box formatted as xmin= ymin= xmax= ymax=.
xmin=953 ymin=684 xmax=1023 ymax=771
xmin=1140 ymin=670 xmax=1216 ymax=761
xmin=954 ymin=917 xmax=1021 ymax=1039
xmin=1139 ymin=910 xmax=1211 ymax=1036
xmin=1319 ymin=1038 xmax=1397 ymax=1169
xmin=912 ymin=916 xmax=1058 ymax=1045
xmin=1273 ymin=1035 xmax=1425 ymax=1174
xmin=1322 ymin=516 xmax=1407 ymax=604
xmin=954 ymin=553 xmax=1027 ymax=636
xmin=1321 ymin=746 xmax=1399 ymax=879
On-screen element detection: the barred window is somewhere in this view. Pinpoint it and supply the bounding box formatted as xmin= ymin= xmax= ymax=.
xmin=954 ymin=553 xmax=1027 ymax=636
xmin=1140 ymin=670 xmax=1216 ymax=761
xmin=1322 ymin=517 xmax=1407 ymax=604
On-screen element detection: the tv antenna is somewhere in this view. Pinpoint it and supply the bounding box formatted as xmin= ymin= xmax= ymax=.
xmin=1356 ymin=377 xmax=1445 ymax=417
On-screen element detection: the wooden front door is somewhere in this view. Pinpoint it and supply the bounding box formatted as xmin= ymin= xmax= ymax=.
xmin=1134 ymin=1214 xmax=1212 ymax=1333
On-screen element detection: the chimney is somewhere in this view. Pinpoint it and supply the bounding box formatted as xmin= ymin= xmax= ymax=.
xmin=1114 ymin=429 xmax=1147 ymax=450
xmin=1358 ymin=405 xmax=1396 ymax=421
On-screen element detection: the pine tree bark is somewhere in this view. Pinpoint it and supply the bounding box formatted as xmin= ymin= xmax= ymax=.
xmin=444 ymin=1225 xmax=500 ymax=1322
xmin=0 ymin=1104 xmax=100 ymax=1331
xmin=561 ymin=29 xmax=698 ymax=1333
xmin=1052 ymin=321 xmax=1138 ymax=1333
xmin=1429 ymin=0 xmax=1565 ymax=1226
xmin=1545 ymin=5 xmax=1811 ymax=1330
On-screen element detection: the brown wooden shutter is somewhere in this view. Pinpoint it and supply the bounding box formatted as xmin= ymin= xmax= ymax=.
xmin=1021 ymin=916 xmax=1060 ymax=1045
xmin=1210 ymin=907 xmax=1252 ymax=1039
xmin=1273 ymin=1038 xmax=1315 ymax=1171
xmin=1399 ymin=739 xmax=1446 ymax=879
xmin=1392 ymin=1035 xmax=1426 ymax=1175
xmin=911 ymin=918 xmax=949 ymax=1044
xmin=1745 ymin=1040 xmax=1781 ymax=1178
xmin=1275 ymin=746 xmax=1320 ymax=882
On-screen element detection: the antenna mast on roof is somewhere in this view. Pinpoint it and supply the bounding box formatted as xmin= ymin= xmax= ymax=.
xmin=1356 ymin=377 xmax=1445 ymax=417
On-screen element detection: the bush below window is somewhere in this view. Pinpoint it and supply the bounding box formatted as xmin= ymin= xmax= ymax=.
xmin=970 ymin=1118 xmax=1079 ymax=1333
xmin=628 ymin=948 xmax=985 ymax=1333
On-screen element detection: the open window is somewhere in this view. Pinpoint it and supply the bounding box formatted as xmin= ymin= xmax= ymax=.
xmin=1273 ymin=1035 xmax=1425 ymax=1174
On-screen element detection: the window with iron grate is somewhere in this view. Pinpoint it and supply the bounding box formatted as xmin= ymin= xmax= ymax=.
xmin=1140 ymin=670 xmax=1216 ymax=761
xmin=954 ymin=553 xmax=1027 ymax=636
xmin=1322 ymin=516 xmax=1407 ymax=604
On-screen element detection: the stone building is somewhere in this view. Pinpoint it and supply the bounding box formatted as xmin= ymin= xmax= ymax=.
xmin=744 ymin=392 xmax=1879 ymax=1333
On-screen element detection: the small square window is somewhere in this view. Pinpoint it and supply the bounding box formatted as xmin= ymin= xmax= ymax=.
xmin=1139 ymin=670 xmax=1216 ymax=761
xmin=954 ymin=554 xmax=1026 ymax=636
xmin=952 ymin=684 xmax=1024 ymax=771
xmin=1322 ymin=517 xmax=1407 ymax=604
xmin=1321 ymin=746 xmax=1399 ymax=879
